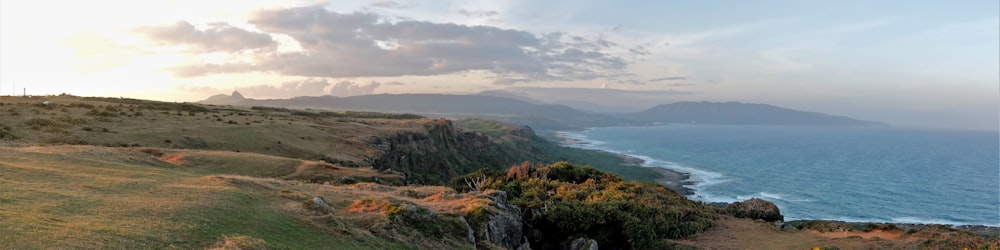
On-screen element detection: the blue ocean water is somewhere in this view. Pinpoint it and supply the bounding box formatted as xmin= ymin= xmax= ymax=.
xmin=563 ymin=125 xmax=999 ymax=226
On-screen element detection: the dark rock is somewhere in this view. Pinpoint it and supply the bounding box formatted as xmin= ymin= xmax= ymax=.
xmin=568 ymin=237 xmax=598 ymax=250
xmin=476 ymin=190 xmax=525 ymax=249
xmin=458 ymin=216 xmax=476 ymax=246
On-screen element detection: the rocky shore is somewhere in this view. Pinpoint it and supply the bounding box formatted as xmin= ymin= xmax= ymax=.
xmin=554 ymin=131 xmax=695 ymax=195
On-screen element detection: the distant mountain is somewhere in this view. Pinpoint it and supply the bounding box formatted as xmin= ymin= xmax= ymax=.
xmin=199 ymin=93 xmax=629 ymax=131
xmin=201 ymin=90 xmax=247 ymax=105
xmin=630 ymin=101 xmax=886 ymax=126
xmin=482 ymin=87 xmax=692 ymax=113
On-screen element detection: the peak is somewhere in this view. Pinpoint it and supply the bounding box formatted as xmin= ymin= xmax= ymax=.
xmin=231 ymin=91 xmax=245 ymax=99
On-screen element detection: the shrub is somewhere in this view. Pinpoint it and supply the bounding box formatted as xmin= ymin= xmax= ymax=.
xmin=797 ymin=220 xmax=853 ymax=232
xmin=456 ymin=162 xmax=718 ymax=249
xmin=24 ymin=118 xmax=62 ymax=127
xmin=725 ymin=198 xmax=783 ymax=222
xmin=0 ymin=124 xmax=16 ymax=139
xmin=863 ymin=223 xmax=898 ymax=232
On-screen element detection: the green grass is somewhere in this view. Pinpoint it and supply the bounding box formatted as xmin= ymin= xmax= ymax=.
xmin=0 ymin=146 xmax=411 ymax=249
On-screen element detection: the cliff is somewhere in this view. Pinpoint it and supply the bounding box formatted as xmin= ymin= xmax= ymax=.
xmin=366 ymin=118 xmax=542 ymax=185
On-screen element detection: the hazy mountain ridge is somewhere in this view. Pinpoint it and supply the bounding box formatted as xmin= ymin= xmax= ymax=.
xmin=632 ymin=101 xmax=886 ymax=126
xmin=200 ymin=91 xmax=886 ymax=129
xmin=200 ymin=92 xmax=631 ymax=131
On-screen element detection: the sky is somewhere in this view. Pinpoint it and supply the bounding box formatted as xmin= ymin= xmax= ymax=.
xmin=0 ymin=0 xmax=997 ymax=130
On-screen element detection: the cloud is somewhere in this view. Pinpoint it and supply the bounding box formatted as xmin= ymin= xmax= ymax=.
xmin=181 ymin=79 xmax=389 ymax=98
xmin=647 ymin=76 xmax=687 ymax=82
xmin=456 ymin=9 xmax=499 ymax=18
xmin=615 ymin=79 xmax=643 ymax=85
xmin=370 ymin=0 xmax=407 ymax=9
xmin=170 ymin=63 xmax=257 ymax=78
xmin=144 ymin=5 xmax=629 ymax=82
xmin=609 ymin=25 xmax=623 ymax=33
xmin=330 ymin=80 xmax=381 ymax=97
xmin=236 ymin=79 xmax=332 ymax=98
xmin=135 ymin=21 xmax=275 ymax=52
xmin=663 ymin=83 xmax=696 ymax=87
xmin=492 ymin=78 xmax=531 ymax=85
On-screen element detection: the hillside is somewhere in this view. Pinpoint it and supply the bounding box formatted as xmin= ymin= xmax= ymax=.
xmin=2 ymin=95 xmax=994 ymax=249
xmin=631 ymin=101 xmax=886 ymax=126
xmin=0 ymin=95 xmax=643 ymax=248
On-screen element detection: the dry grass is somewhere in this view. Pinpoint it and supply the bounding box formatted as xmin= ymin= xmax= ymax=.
xmin=671 ymin=217 xmax=999 ymax=250
xmin=0 ymin=95 xmax=434 ymax=164
xmin=0 ymin=145 xmax=414 ymax=249
xmin=0 ymin=146 xmax=230 ymax=248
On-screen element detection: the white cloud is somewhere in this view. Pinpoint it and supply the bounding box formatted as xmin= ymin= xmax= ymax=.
xmin=139 ymin=5 xmax=630 ymax=83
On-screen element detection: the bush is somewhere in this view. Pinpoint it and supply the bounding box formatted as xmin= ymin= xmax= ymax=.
xmin=0 ymin=124 xmax=16 ymax=139
xmin=797 ymin=220 xmax=853 ymax=232
xmin=863 ymin=223 xmax=898 ymax=232
xmin=24 ymin=118 xmax=62 ymax=127
xmin=725 ymin=198 xmax=783 ymax=222
xmin=456 ymin=162 xmax=718 ymax=249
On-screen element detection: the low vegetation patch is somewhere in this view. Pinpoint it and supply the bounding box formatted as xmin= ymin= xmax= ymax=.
xmin=453 ymin=161 xmax=718 ymax=249
xmin=724 ymin=198 xmax=783 ymax=222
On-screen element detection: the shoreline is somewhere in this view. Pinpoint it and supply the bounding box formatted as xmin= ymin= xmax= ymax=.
xmin=553 ymin=128 xmax=1000 ymax=229
xmin=554 ymin=130 xmax=695 ymax=196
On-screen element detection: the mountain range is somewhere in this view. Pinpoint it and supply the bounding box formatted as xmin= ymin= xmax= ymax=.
xmin=201 ymin=90 xmax=886 ymax=132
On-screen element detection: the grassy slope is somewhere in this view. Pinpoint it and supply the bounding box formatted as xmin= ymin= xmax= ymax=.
xmin=0 ymin=146 xmax=411 ymax=249
xmin=0 ymin=97 xmax=459 ymax=248
xmin=6 ymin=96 xmax=992 ymax=249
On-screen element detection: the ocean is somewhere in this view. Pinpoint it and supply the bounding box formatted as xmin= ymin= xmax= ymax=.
xmin=562 ymin=125 xmax=999 ymax=226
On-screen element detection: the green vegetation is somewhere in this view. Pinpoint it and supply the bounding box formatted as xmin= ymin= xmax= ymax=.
xmin=288 ymin=109 xmax=423 ymax=119
xmin=80 ymin=96 xmax=210 ymax=112
xmin=454 ymin=119 xmax=661 ymax=183
xmin=453 ymin=162 xmax=718 ymax=249
xmin=724 ymin=198 xmax=783 ymax=222
xmin=5 ymin=95 xmax=994 ymax=249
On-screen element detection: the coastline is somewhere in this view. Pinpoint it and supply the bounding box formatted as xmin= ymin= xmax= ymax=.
xmin=553 ymin=128 xmax=1000 ymax=229
xmin=554 ymin=130 xmax=695 ymax=195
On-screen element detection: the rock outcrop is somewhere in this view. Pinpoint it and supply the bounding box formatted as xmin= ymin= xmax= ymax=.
xmin=477 ymin=190 xmax=525 ymax=249
xmin=366 ymin=119 xmax=541 ymax=185
xmin=303 ymin=196 xmax=333 ymax=213
xmin=568 ymin=237 xmax=598 ymax=250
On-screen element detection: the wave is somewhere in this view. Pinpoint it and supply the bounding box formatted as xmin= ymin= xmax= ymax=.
xmin=889 ymin=217 xmax=999 ymax=227
xmin=779 ymin=214 xmax=1000 ymax=227
xmin=557 ymin=126 xmax=1000 ymax=227
xmin=557 ymin=130 xmax=728 ymax=200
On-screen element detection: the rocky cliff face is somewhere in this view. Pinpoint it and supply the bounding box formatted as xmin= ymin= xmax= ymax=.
xmin=366 ymin=118 xmax=540 ymax=185
xmin=477 ymin=190 xmax=527 ymax=249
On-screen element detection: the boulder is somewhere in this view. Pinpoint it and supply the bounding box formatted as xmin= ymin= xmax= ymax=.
xmin=568 ymin=237 xmax=598 ymax=250
xmin=303 ymin=196 xmax=333 ymax=213
xmin=477 ymin=190 xmax=526 ymax=249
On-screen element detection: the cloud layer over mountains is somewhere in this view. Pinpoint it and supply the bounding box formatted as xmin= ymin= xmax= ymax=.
xmin=137 ymin=5 xmax=631 ymax=84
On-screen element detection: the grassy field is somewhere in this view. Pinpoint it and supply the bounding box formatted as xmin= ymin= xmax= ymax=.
xmin=0 ymin=144 xmax=499 ymax=249
xmin=0 ymin=96 xmax=482 ymax=249
xmin=0 ymin=146 xmax=404 ymax=249
xmin=3 ymin=96 xmax=995 ymax=249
